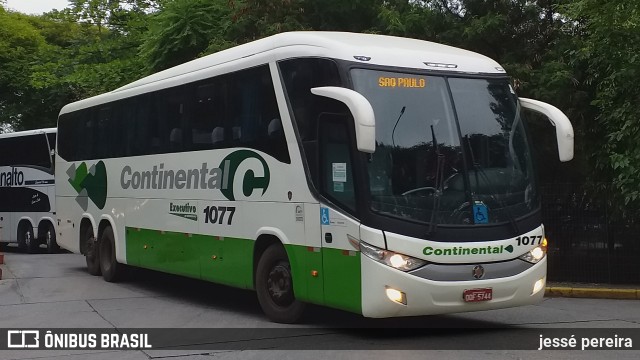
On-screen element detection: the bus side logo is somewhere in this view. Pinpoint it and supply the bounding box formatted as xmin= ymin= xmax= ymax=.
xmin=219 ymin=150 xmax=270 ymax=201
xmin=67 ymin=161 xmax=108 ymax=210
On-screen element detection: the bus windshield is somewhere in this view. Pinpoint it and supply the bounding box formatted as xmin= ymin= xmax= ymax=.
xmin=351 ymin=69 xmax=538 ymax=226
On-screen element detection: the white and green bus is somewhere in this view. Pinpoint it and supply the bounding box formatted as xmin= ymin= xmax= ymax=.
xmin=0 ymin=128 xmax=58 ymax=253
xmin=55 ymin=32 xmax=573 ymax=323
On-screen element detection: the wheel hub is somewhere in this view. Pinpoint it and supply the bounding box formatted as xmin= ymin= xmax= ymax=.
xmin=267 ymin=263 xmax=293 ymax=306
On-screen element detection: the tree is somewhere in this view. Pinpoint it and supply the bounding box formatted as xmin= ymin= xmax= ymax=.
xmin=0 ymin=2 xmax=153 ymax=130
xmin=566 ymin=0 xmax=640 ymax=208
xmin=0 ymin=8 xmax=51 ymax=129
xmin=139 ymin=0 xmax=233 ymax=72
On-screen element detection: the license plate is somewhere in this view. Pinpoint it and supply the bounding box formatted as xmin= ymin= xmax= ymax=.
xmin=463 ymin=288 xmax=493 ymax=302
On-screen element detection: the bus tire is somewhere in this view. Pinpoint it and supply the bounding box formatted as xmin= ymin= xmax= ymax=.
xmin=84 ymin=226 xmax=101 ymax=276
xmin=19 ymin=224 xmax=39 ymax=254
xmin=44 ymin=223 xmax=59 ymax=254
xmin=98 ymin=226 xmax=121 ymax=282
xmin=255 ymin=244 xmax=305 ymax=323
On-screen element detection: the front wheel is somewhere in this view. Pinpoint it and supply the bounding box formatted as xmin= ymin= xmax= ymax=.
xmin=99 ymin=226 xmax=122 ymax=282
xmin=255 ymin=244 xmax=305 ymax=323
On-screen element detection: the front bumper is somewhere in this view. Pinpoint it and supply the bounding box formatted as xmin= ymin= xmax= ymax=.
xmin=361 ymin=254 xmax=546 ymax=318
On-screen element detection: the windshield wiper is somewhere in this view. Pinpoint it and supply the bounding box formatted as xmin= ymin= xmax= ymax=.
xmin=465 ymin=135 xmax=519 ymax=233
xmin=391 ymin=106 xmax=406 ymax=147
xmin=428 ymin=124 xmax=446 ymax=236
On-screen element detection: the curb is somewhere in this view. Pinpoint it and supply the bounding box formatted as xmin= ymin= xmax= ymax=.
xmin=545 ymin=287 xmax=640 ymax=300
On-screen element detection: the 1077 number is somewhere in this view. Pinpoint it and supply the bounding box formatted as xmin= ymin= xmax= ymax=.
xmin=515 ymin=235 xmax=543 ymax=246
xmin=203 ymin=205 xmax=236 ymax=225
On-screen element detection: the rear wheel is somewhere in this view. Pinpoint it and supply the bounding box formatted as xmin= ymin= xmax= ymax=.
xmin=44 ymin=223 xmax=59 ymax=254
xmin=18 ymin=224 xmax=38 ymax=254
xmin=99 ymin=226 xmax=122 ymax=282
xmin=255 ymin=244 xmax=305 ymax=323
xmin=84 ymin=226 xmax=101 ymax=276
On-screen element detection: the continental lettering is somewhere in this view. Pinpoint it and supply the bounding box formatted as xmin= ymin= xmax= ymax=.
xmin=121 ymin=162 xmax=231 ymax=190
xmin=423 ymin=245 xmax=513 ymax=256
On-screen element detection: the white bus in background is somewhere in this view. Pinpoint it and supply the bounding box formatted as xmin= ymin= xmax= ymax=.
xmin=0 ymin=128 xmax=58 ymax=253
xmin=55 ymin=32 xmax=573 ymax=323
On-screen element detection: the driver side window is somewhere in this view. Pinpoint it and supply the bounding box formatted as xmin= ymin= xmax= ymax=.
xmin=319 ymin=114 xmax=356 ymax=212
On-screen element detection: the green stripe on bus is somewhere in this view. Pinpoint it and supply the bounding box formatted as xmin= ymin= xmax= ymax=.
xmin=125 ymin=227 xmax=253 ymax=289
xmin=125 ymin=227 xmax=362 ymax=314
xmin=285 ymin=244 xmax=325 ymax=305
xmin=321 ymin=247 xmax=362 ymax=314
xmin=285 ymin=244 xmax=362 ymax=314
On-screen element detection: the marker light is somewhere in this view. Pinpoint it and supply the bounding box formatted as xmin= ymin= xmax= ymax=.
xmin=353 ymin=55 xmax=371 ymax=62
xmin=385 ymin=287 xmax=407 ymax=305
xmin=424 ymin=62 xmax=458 ymax=69
xmin=360 ymin=241 xmax=428 ymax=271
xmin=532 ymin=277 xmax=546 ymax=295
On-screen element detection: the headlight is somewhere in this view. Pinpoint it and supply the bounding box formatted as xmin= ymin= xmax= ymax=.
xmin=360 ymin=241 xmax=428 ymax=271
xmin=519 ymin=237 xmax=548 ymax=264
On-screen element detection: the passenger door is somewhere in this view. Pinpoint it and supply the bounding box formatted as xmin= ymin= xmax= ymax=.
xmin=318 ymin=114 xmax=363 ymax=314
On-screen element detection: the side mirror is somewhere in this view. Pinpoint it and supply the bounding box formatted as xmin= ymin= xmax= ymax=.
xmin=520 ymin=97 xmax=574 ymax=162
xmin=310 ymin=86 xmax=376 ymax=153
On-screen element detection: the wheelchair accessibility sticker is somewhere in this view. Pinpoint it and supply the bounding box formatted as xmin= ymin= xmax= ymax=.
xmin=473 ymin=201 xmax=489 ymax=224
xmin=320 ymin=207 xmax=330 ymax=225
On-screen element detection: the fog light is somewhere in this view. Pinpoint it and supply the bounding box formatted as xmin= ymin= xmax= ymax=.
xmin=532 ymin=277 xmax=545 ymax=295
xmin=385 ymin=287 xmax=407 ymax=305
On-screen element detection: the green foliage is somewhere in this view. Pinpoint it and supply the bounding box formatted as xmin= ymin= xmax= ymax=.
xmin=1 ymin=0 xmax=640 ymax=211
xmin=564 ymin=0 xmax=640 ymax=208
xmin=0 ymin=1 xmax=148 ymax=130
xmin=139 ymin=0 xmax=232 ymax=72
xmin=0 ymin=9 xmax=50 ymax=129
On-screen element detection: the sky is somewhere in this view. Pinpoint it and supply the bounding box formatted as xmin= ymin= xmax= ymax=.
xmin=4 ymin=0 xmax=70 ymax=14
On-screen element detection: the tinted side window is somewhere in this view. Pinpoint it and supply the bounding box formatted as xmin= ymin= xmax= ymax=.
xmin=279 ymin=58 xmax=345 ymax=189
xmin=57 ymin=64 xmax=290 ymax=162
xmin=228 ymin=66 xmax=290 ymax=163
xmin=319 ymin=114 xmax=356 ymax=212
xmin=279 ymin=58 xmax=342 ymax=142
xmin=57 ymin=113 xmax=78 ymax=161
xmin=190 ymin=81 xmax=227 ymax=150
xmin=0 ymin=134 xmax=51 ymax=167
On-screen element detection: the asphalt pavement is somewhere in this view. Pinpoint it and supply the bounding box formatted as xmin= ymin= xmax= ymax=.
xmin=1 ymin=247 xmax=639 ymax=359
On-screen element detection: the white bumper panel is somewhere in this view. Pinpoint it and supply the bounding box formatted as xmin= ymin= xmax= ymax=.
xmin=361 ymin=255 xmax=546 ymax=318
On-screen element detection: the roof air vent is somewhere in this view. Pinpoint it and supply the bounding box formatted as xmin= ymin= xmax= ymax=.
xmin=424 ymin=62 xmax=458 ymax=69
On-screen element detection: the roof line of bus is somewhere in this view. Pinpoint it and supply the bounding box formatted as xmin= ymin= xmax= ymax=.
xmin=58 ymin=42 xmax=321 ymax=115
xmin=111 ymin=44 xmax=305 ymax=94
xmin=58 ymin=32 xmax=503 ymax=115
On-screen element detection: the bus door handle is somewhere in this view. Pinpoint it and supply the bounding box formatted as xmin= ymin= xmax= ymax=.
xmin=324 ymin=233 xmax=333 ymax=244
